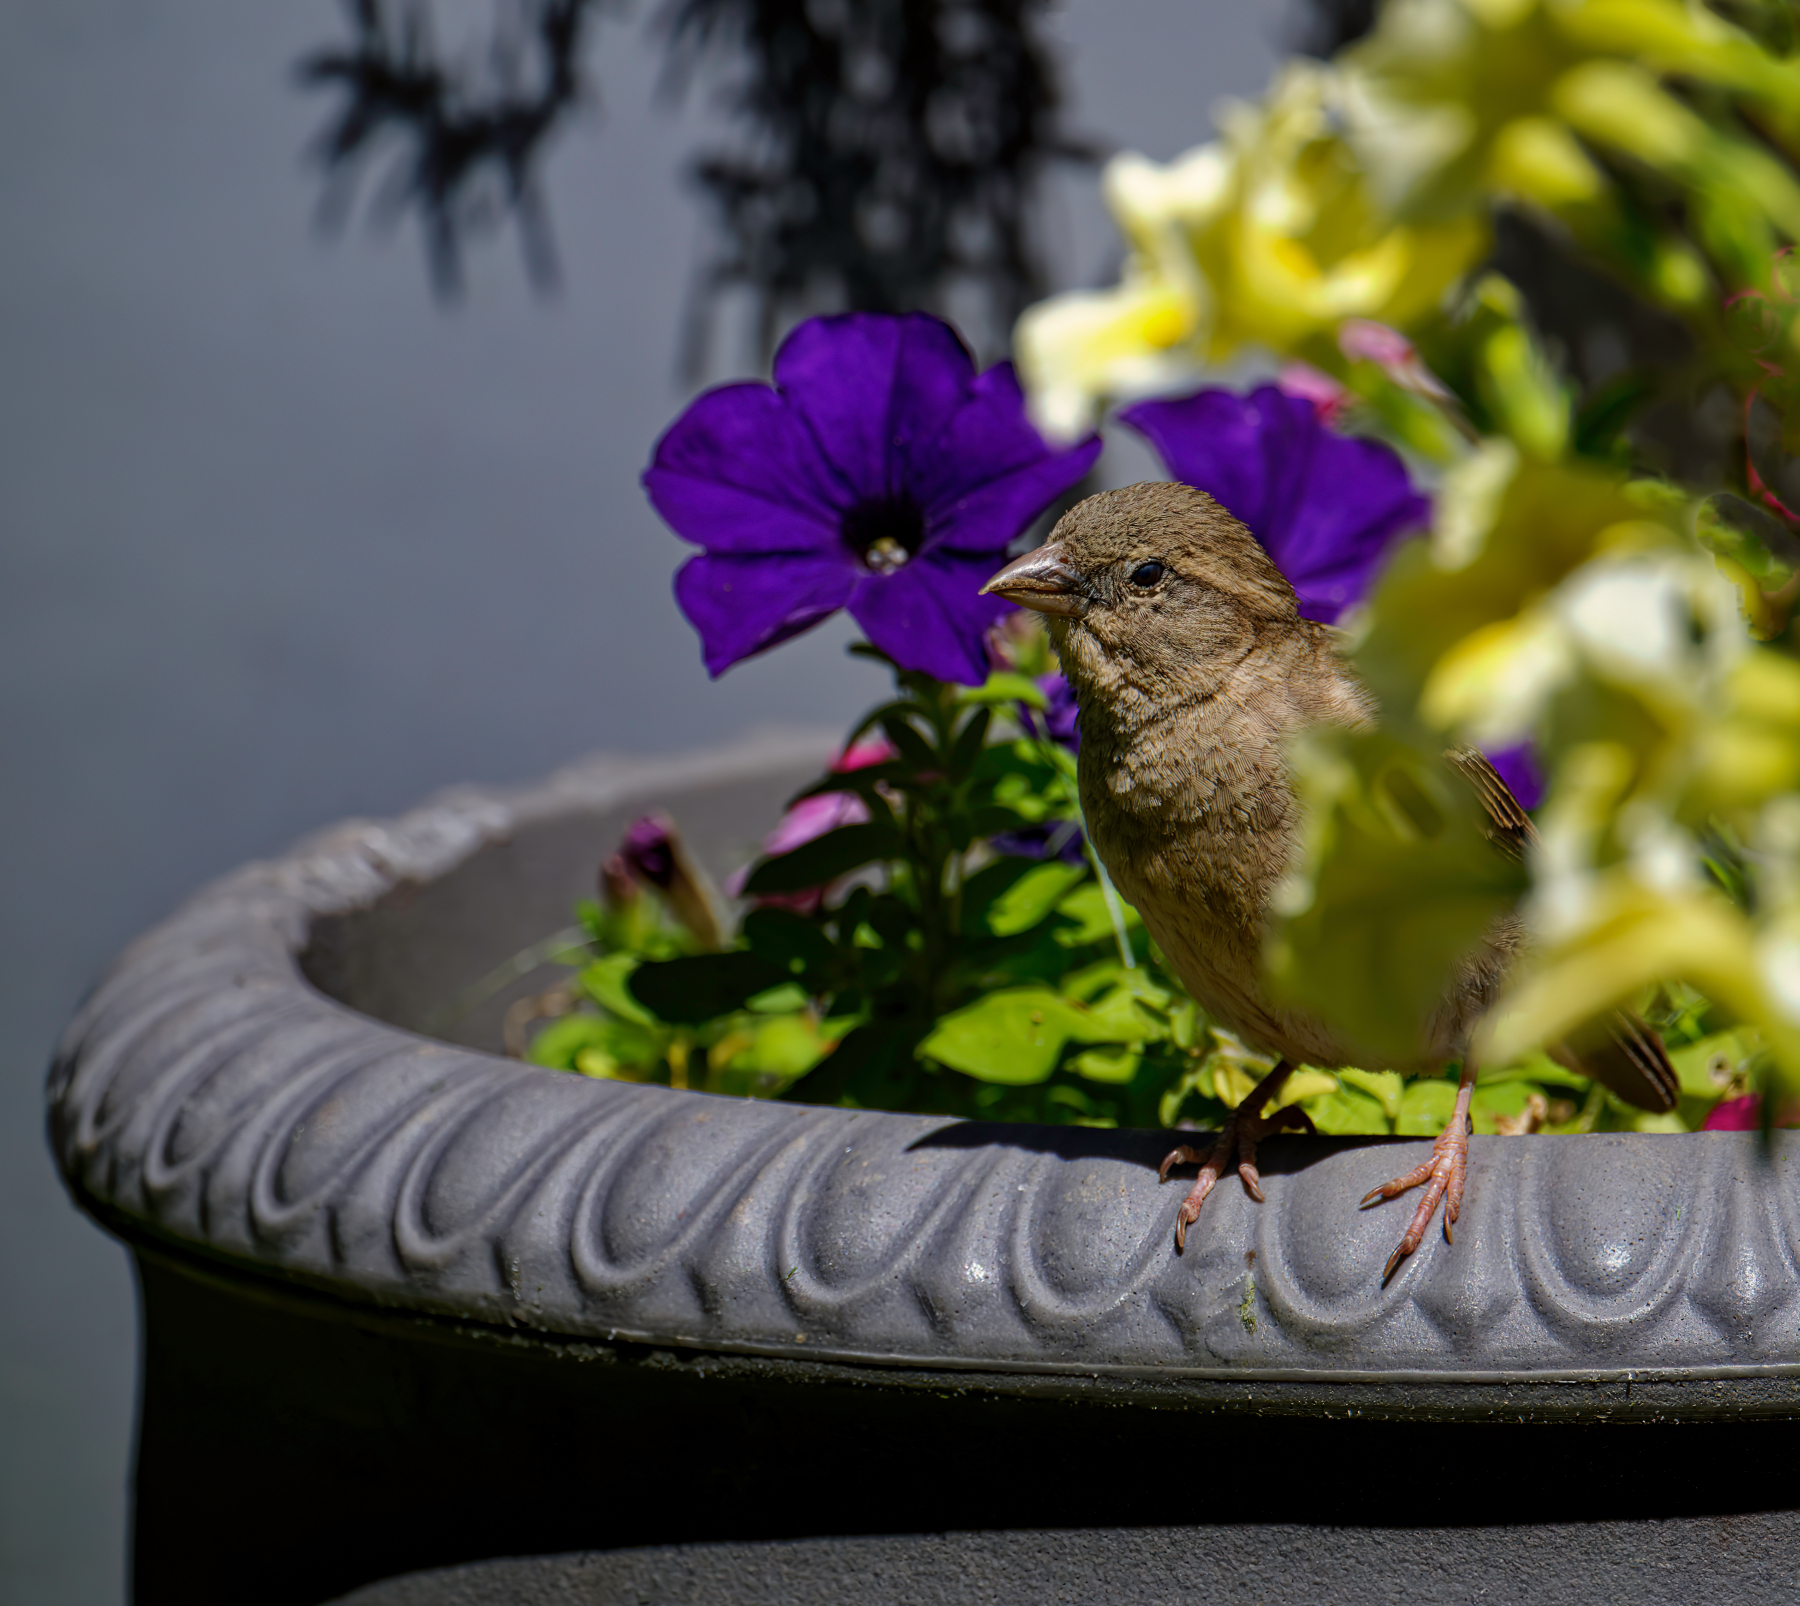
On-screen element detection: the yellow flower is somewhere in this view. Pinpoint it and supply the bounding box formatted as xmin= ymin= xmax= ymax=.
xmin=1341 ymin=0 xmax=1800 ymax=302
xmin=1014 ymin=63 xmax=1484 ymax=437
xmin=1475 ymin=748 xmax=1800 ymax=1094
xmin=1280 ymin=439 xmax=1800 ymax=1091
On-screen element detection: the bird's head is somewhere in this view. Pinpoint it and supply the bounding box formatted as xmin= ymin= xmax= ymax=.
xmin=982 ymin=481 xmax=1298 ymax=713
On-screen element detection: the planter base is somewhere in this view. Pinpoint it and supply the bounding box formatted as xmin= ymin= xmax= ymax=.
xmin=53 ymin=745 xmax=1800 ymax=1604
xmin=331 ymin=1520 xmax=1800 ymax=1606
xmin=134 ymin=1245 xmax=1799 ymax=1606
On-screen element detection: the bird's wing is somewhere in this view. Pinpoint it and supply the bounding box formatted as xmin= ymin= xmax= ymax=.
xmin=1445 ymin=747 xmax=1679 ymax=1114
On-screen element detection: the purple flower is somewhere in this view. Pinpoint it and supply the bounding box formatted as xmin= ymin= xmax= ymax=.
xmin=1117 ymin=384 xmax=1429 ymax=625
xmin=1484 ymin=740 xmax=1545 ymax=812
xmin=646 ymin=312 xmax=1102 ymax=685
xmin=620 ymin=814 xmax=679 ymax=889
xmin=990 ymin=821 xmax=1087 ymax=865
xmin=1021 ymin=671 xmax=1080 ymax=752
xmin=616 ymin=813 xmax=725 ymax=948
xmin=1040 ymin=672 xmax=1080 ymax=749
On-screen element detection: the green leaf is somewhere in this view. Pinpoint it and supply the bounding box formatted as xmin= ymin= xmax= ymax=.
xmin=1336 ymin=1068 xmax=1404 ymax=1121
xmin=947 ymin=706 xmax=992 ymax=774
xmin=1071 ymin=1045 xmax=1140 ymax=1084
xmin=1301 ymin=1085 xmax=1391 ymax=1135
xmin=1065 ymin=960 xmax=1171 ymax=1010
xmin=958 ymin=672 xmax=1048 ymax=710
xmin=967 ymin=803 xmax=1029 ymax=837
xmin=1697 ymin=495 xmax=1800 ymax=586
xmin=1476 ymin=1050 xmax=1592 ymax=1091
xmin=1572 ymin=367 xmax=1658 ymax=460
xmin=1470 ymin=1080 xmax=1535 ymax=1134
xmin=528 ymin=1011 xmax=663 ymax=1074
xmin=742 ymin=822 xmax=903 ymax=896
xmin=958 ymin=857 xmax=1046 ymax=936
xmin=1061 ymin=960 xmax=1122 ymax=1002
xmin=920 ymin=987 xmax=1122 ymax=1084
xmin=1168 ymin=998 xmax=1203 ymax=1051
xmin=782 ymin=1019 xmax=923 ymax=1107
xmin=879 ymin=713 xmax=939 ymax=772
xmin=626 ymin=951 xmax=789 ymax=1025
xmin=1667 ymin=1027 xmax=1761 ymax=1099
xmin=526 ymin=1012 xmax=613 ymax=1069
xmin=1159 ymin=1059 xmax=1224 ymax=1127
xmin=727 ymin=1013 xmax=832 ymax=1080
xmin=863 ymin=892 xmax=912 ymax=947
xmin=746 ymin=982 xmax=810 ymax=1013
xmin=578 ymin=953 xmax=655 ymax=1024
xmin=785 ymin=761 xmax=906 ymax=807
xmin=1054 ymin=882 xmax=1143 ymax=947
xmin=742 ymin=906 xmax=838 ymax=976
xmin=985 ymin=860 xmax=1088 ymax=936
xmin=1075 ymin=982 xmax=1161 ymax=1041
xmin=1396 ymin=1076 xmax=1460 ymax=1135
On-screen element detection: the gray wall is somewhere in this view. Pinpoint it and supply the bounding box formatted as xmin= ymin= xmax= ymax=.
xmin=0 ymin=3 xmax=1282 ymax=1599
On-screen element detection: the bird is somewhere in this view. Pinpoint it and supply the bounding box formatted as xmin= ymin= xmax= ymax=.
xmin=981 ymin=480 xmax=1677 ymax=1280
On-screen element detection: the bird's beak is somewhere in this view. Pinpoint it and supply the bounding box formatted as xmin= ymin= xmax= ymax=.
xmin=981 ymin=543 xmax=1090 ymax=618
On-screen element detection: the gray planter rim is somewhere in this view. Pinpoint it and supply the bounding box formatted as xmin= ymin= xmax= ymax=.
xmin=49 ymin=733 xmax=1800 ymax=1421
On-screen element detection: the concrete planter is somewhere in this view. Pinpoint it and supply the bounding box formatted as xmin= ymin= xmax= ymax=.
xmin=49 ymin=735 xmax=1800 ymax=1605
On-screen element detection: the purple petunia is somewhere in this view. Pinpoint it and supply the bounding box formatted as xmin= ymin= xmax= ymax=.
xmin=990 ymin=820 xmax=1088 ymax=865
xmin=1037 ymin=671 xmax=1080 ymax=750
xmin=645 ymin=313 xmax=1102 ymax=685
xmin=1484 ymin=740 xmax=1545 ymax=812
xmin=1117 ymin=384 xmax=1430 ymax=625
xmin=1016 ymin=670 xmax=1079 ymax=753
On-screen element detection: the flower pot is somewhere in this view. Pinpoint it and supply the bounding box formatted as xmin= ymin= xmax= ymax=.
xmin=49 ymin=735 xmax=1800 ymax=1606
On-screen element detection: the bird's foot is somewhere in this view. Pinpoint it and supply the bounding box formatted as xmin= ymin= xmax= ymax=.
xmin=1359 ymin=1078 xmax=1476 ymax=1281
xmin=1158 ymin=1060 xmax=1311 ymax=1252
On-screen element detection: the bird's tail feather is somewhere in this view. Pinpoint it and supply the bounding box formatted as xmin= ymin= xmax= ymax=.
xmin=1548 ymin=1012 xmax=1680 ymax=1113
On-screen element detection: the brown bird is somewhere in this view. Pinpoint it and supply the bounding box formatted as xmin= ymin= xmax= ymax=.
xmin=982 ymin=481 xmax=1677 ymax=1280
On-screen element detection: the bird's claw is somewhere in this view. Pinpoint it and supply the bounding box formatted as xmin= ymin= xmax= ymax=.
xmin=1157 ymin=1145 xmax=1200 ymax=1185
xmin=1159 ymin=1062 xmax=1306 ymax=1253
xmin=1361 ymin=1114 xmax=1471 ymax=1282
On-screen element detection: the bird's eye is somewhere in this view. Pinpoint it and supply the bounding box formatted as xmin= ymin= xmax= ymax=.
xmin=1129 ymin=560 xmax=1165 ymax=588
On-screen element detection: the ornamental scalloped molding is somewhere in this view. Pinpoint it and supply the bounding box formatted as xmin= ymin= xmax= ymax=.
xmin=47 ymin=735 xmax=1800 ymax=1388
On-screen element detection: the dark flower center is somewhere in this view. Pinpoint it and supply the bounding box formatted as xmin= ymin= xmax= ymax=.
xmin=841 ymin=494 xmax=926 ymax=575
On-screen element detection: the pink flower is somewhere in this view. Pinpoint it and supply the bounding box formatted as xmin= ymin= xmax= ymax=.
xmin=1338 ymin=318 xmax=1453 ymax=402
xmin=832 ymin=738 xmax=896 ymax=774
xmin=1704 ymin=1094 xmax=1761 ymax=1130
xmin=1702 ymin=1093 xmax=1800 ymax=1130
xmin=727 ymin=738 xmax=898 ymax=909
xmin=760 ymin=790 xmax=871 ymax=857
xmin=1276 ymin=361 xmax=1351 ymax=425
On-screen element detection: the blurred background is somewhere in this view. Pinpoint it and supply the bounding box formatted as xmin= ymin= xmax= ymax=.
xmin=0 ymin=2 xmax=1294 ymax=1598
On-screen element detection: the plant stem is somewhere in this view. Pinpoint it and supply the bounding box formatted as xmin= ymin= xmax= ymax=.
xmin=1089 ymin=847 xmax=1137 ymax=971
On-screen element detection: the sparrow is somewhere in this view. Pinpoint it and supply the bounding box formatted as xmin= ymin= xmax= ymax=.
xmin=982 ymin=481 xmax=1676 ymax=1280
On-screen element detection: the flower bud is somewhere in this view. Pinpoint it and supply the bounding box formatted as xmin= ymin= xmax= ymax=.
xmin=599 ymin=853 xmax=641 ymax=911
xmin=615 ymin=813 xmax=726 ymax=949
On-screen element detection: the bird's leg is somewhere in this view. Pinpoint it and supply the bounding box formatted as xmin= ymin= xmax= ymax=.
xmin=1159 ymin=1059 xmax=1313 ymax=1252
xmin=1360 ymin=1061 xmax=1478 ymax=1281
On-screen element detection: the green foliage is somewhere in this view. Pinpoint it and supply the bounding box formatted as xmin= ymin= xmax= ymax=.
xmin=1270 ymin=732 xmax=1529 ymax=1068
xmin=512 ymin=643 xmax=1766 ymax=1134
xmin=527 ymin=3 xmax=1800 ymax=1137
